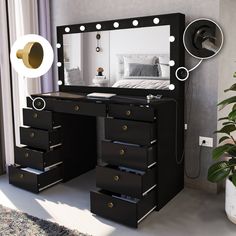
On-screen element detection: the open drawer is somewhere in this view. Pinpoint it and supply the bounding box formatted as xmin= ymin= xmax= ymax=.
xmin=96 ymin=165 xmax=157 ymax=198
xmin=15 ymin=146 xmax=62 ymax=171
xmin=8 ymin=164 xmax=63 ymax=193
xmin=90 ymin=188 xmax=157 ymax=228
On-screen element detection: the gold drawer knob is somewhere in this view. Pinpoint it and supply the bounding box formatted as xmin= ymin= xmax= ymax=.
xmin=119 ymin=149 xmax=125 ymax=156
xmin=30 ymin=132 xmax=35 ymax=138
xmin=37 ymin=101 xmax=42 ymax=107
xmin=113 ymin=175 xmax=120 ymax=181
xmin=74 ymin=105 xmax=80 ymax=111
xmin=19 ymin=174 xmax=24 ymax=179
xmin=126 ymin=110 xmax=131 ymax=116
xmin=107 ymin=202 xmax=114 ymax=208
xmin=33 ymin=113 xmax=38 ymax=118
xmin=122 ymin=125 xmax=128 ymax=131
xmin=25 ymin=152 xmax=29 ymax=158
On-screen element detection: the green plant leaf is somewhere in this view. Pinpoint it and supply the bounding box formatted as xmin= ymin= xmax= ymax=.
xmin=222 ymin=122 xmax=234 ymax=125
xmin=212 ymin=144 xmax=234 ymax=160
xmin=232 ymin=104 xmax=236 ymax=111
xmin=228 ymin=109 xmax=236 ymax=121
xmin=208 ymin=161 xmax=231 ymax=183
xmin=229 ymin=158 xmax=236 ymax=165
xmin=214 ymin=125 xmax=236 ymax=135
xmin=231 ymin=173 xmax=236 ymax=187
xmin=219 ymin=136 xmax=230 ymax=144
xmin=227 ymin=147 xmax=236 ymax=157
xmin=218 ymin=96 xmax=236 ymax=110
xmin=224 ymin=83 xmax=236 ymax=92
xmin=218 ymin=117 xmax=229 ymax=121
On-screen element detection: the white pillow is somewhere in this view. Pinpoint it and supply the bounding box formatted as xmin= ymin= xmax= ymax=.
xmin=123 ymin=55 xmax=157 ymax=77
xmin=159 ymin=57 xmax=170 ymax=78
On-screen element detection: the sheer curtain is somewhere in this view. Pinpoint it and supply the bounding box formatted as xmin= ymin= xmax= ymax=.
xmin=0 ymin=0 xmax=14 ymax=168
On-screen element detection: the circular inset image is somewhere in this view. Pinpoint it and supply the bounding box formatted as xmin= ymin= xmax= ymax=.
xmin=175 ymin=67 xmax=190 ymax=81
xmin=183 ymin=18 xmax=223 ymax=59
xmin=10 ymin=34 xmax=54 ymax=78
xmin=32 ymin=97 xmax=46 ymax=111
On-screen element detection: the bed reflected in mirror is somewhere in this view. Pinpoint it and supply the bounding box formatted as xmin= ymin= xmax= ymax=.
xmin=63 ymin=25 xmax=170 ymax=90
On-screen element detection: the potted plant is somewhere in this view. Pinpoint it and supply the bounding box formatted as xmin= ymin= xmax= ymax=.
xmin=208 ymin=83 xmax=236 ymax=224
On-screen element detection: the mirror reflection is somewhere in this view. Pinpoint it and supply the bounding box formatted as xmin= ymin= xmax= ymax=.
xmin=63 ymin=25 xmax=170 ymax=89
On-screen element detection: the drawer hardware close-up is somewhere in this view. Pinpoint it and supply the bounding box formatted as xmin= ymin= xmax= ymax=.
xmin=19 ymin=174 xmax=24 ymax=179
xmin=33 ymin=113 xmax=38 ymax=118
xmin=24 ymin=152 xmax=29 ymax=158
xmin=30 ymin=132 xmax=35 ymax=138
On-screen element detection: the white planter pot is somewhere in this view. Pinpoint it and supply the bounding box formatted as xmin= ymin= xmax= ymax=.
xmin=225 ymin=177 xmax=236 ymax=224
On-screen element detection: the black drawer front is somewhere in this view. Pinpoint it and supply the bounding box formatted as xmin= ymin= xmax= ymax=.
xmin=105 ymin=118 xmax=156 ymax=146
xmin=23 ymin=108 xmax=60 ymax=130
xmin=101 ymin=141 xmax=157 ymax=170
xmin=20 ymin=127 xmax=62 ymax=150
xmin=53 ymin=100 xmax=106 ymax=117
xmin=8 ymin=165 xmax=63 ymax=193
xmin=90 ymin=189 xmax=157 ymax=228
xmin=108 ymin=104 xmax=155 ymax=122
xmin=15 ymin=146 xmax=62 ymax=171
xmin=96 ymin=165 xmax=156 ymax=198
xmin=26 ymin=97 xmax=55 ymax=110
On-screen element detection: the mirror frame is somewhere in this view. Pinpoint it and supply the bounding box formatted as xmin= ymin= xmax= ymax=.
xmin=56 ymin=13 xmax=185 ymax=99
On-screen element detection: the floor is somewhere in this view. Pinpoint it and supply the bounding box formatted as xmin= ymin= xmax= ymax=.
xmin=0 ymin=170 xmax=235 ymax=236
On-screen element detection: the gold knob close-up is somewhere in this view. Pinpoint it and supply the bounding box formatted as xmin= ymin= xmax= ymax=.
xmin=126 ymin=110 xmax=131 ymax=116
xmin=119 ymin=149 xmax=125 ymax=156
xmin=107 ymin=202 xmax=114 ymax=208
xmin=30 ymin=132 xmax=35 ymax=138
xmin=25 ymin=152 xmax=29 ymax=158
xmin=122 ymin=125 xmax=128 ymax=131
xmin=33 ymin=113 xmax=38 ymax=118
xmin=19 ymin=174 xmax=24 ymax=179
xmin=16 ymin=42 xmax=44 ymax=69
xmin=113 ymin=175 xmax=120 ymax=181
xmin=74 ymin=105 xmax=80 ymax=111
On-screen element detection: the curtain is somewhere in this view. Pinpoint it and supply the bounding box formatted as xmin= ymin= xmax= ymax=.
xmin=0 ymin=0 xmax=15 ymax=168
xmin=38 ymin=0 xmax=54 ymax=93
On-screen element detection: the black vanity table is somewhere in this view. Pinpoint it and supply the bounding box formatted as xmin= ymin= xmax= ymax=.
xmin=9 ymin=13 xmax=185 ymax=228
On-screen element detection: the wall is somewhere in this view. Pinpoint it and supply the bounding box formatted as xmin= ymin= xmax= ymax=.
xmin=50 ymin=0 xmax=221 ymax=192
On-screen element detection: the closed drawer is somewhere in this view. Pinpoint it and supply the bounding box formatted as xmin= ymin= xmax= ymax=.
xmin=23 ymin=108 xmax=60 ymax=130
xmin=20 ymin=127 xmax=62 ymax=150
xmin=53 ymin=100 xmax=106 ymax=117
xmin=15 ymin=146 xmax=62 ymax=171
xmin=105 ymin=118 xmax=156 ymax=145
xmin=96 ymin=165 xmax=157 ymax=198
xmin=90 ymin=188 xmax=157 ymax=228
xmin=108 ymin=104 xmax=155 ymax=122
xmin=8 ymin=165 xmax=63 ymax=193
xmin=101 ymin=141 xmax=157 ymax=170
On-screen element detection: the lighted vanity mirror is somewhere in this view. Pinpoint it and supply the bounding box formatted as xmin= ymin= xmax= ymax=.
xmin=63 ymin=25 xmax=170 ymax=89
xmin=57 ymin=14 xmax=185 ymax=97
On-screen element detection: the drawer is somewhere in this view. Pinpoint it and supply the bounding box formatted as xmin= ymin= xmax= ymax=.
xmin=15 ymin=146 xmax=62 ymax=171
xmin=105 ymin=118 xmax=156 ymax=145
xmin=108 ymin=104 xmax=155 ymax=122
xmin=96 ymin=165 xmax=157 ymax=198
xmin=90 ymin=188 xmax=157 ymax=228
xmin=23 ymin=108 xmax=60 ymax=130
xmin=101 ymin=141 xmax=157 ymax=170
xmin=8 ymin=165 xmax=63 ymax=193
xmin=20 ymin=127 xmax=62 ymax=150
xmin=53 ymin=100 xmax=106 ymax=117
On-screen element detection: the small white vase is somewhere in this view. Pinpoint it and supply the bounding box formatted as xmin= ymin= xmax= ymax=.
xmin=225 ymin=177 xmax=236 ymax=224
